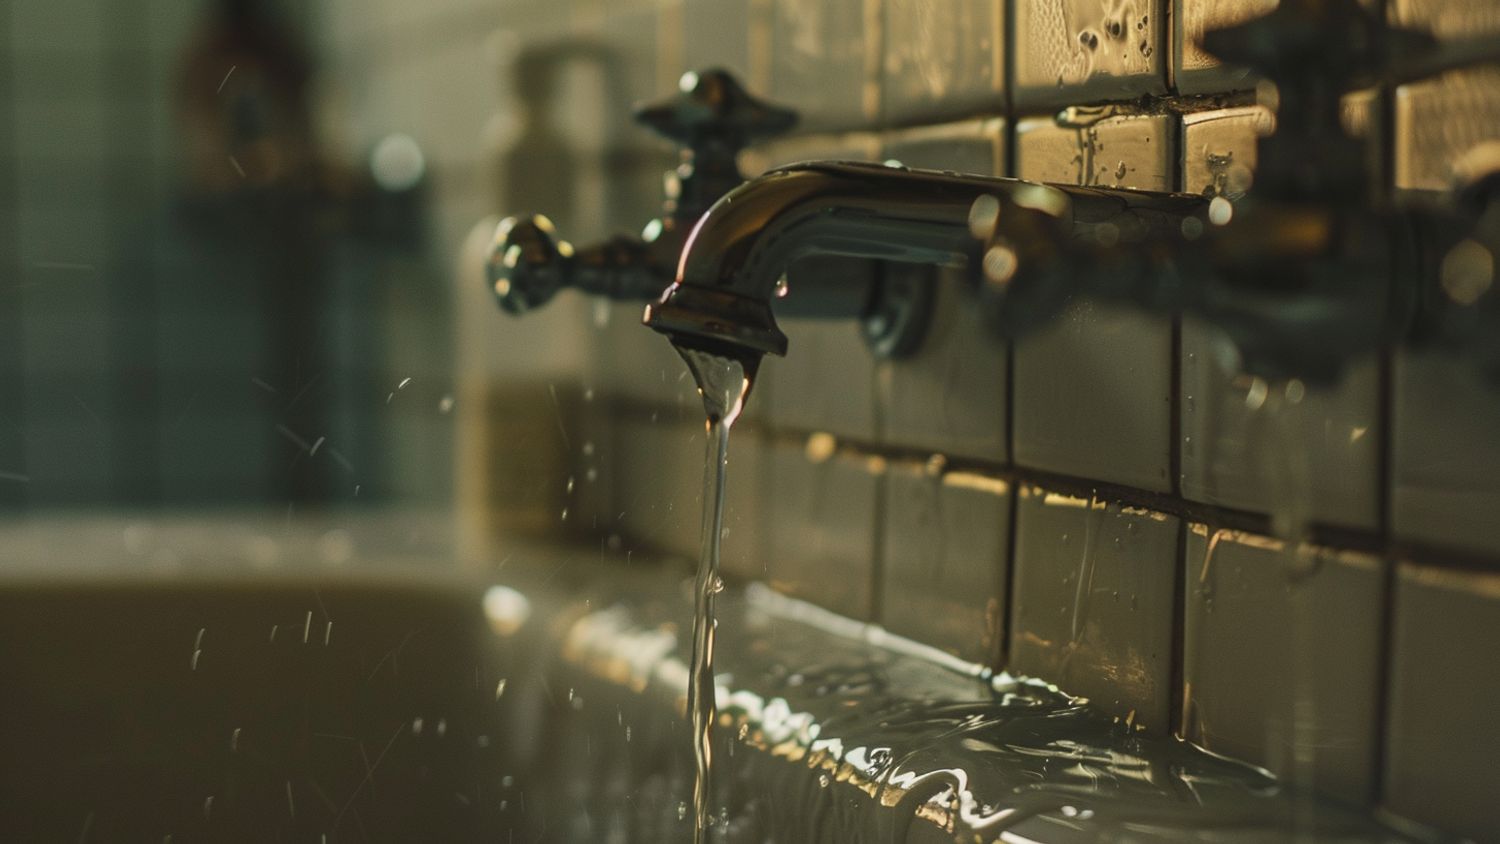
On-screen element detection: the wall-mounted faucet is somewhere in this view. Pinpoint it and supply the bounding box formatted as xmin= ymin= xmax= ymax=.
xmin=643 ymin=161 xmax=1206 ymax=358
xmin=486 ymin=69 xmax=936 ymax=358
xmin=646 ymin=0 xmax=1500 ymax=385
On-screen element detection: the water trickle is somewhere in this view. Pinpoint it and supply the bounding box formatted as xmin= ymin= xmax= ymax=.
xmin=675 ymin=344 xmax=756 ymax=843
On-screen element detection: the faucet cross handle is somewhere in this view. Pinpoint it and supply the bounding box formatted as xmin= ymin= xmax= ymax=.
xmin=633 ymin=69 xmax=797 ymax=159
xmin=634 ymin=69 xmax=798 ymax=222
xmin=1201 ymin=0 xmax=1435 ymax=93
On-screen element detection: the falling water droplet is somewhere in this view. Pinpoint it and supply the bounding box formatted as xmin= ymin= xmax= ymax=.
xmin=1208 ymin=195 xmax=1234 ymax=226
xmin=774 ymin=276 xmax=790 ymax=298
xmin=495 ymin=679 xmax=508 ymax=700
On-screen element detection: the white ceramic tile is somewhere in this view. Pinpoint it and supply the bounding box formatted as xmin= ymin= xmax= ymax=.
xmin=1182 ymin=526 xmax=1384 ymax=802
xmin=882 ymin=0 xmax=1003 ymax=126
xmin=1392 ymin=0 xmax=1500 ymax=191
xmin=770 ymin=0 xmax=877 ymax=130
xmin=1009 ymin=485 xmax=1179 ymax=732
xmin=1384 ymin=564 xmax=1500 ymax=842
xmin=720 ymin=428 xmax=769 ymax=583
xmin=683 ymin=0 xmax=751 ymax=80
xmin=1012 ymin=114 xmax=1175 ymax=490
xmin=1180 ymin=319 xmax=1381 ymax=529
xmin=765 ymin=441 xmax=880 ymax=620
xmin=614 ymin=417 xmax=705 ymax=561
xmin=1013 ymin=0 xmax=1165 ymax=109
xmin=741 ymin=134 xmax=882 ymax=439
xmin=877 ymin=121 xmax=1008 ymax=461
xmin=1392 ymin=351 xmax=1500 ymax=556
xmin=1174 ymin=0 xmax=1275 ymax=93
xmin=881 ymin=464 xmax=1009 ymax=664
xmin=1175 ymin=107 xmax=1382 ymax=526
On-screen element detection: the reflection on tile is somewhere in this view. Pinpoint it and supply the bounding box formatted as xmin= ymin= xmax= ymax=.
xmin=1385 ymin=564 xmax=1500 ymax=842
xmin=1015 ymin=112 xmax=1174 ymax=189
xmin=742 ymin=130 xmax=882 ymax=176
xmin=1182 ymin=526 xmax=1383 ymax=802
xmin=1174 ymin=0 xmax=1275 ymax=93
xmin=761 ymin=319 xmax=878 ymax=440
xmin=1013 ymin=114 xmax=1174 ymax=490
xmin=1179 ymin=324 xmax=1380 ymax=529
xmin=878 ymin=121 xmax=1007 ymax=460
xmin=771 ymin=0 xmax=877 ymax=130
xmin=1392 ymin=351 xmax=1500 ymax=556
xmin=1013 ymin=0 xmax=1165 ymax=109
xmin=882 ymin=0 xmax=1002 ymax=125
xmin=881 ymin=118 xmax=1004 ymax=175
xmin=747 ymin=136 xmax=883 ymax=439
xmin=1010 ymin=486 xmax=1178 ymax=732
xmin=1392 ymin=0 xmax=1500 ymax=190
xmin=1181 ymin=106 xmax=1270 ymax=199
xmin=881 ymin=465 xmax=1009 ymax=664
xmin=1013 ymin=300 xmax=1173 ymax=489
xmin=1395 ymin=70 xmax=1500 ymax=191
xmin=766 ymin=441 xmax=879 ymax=620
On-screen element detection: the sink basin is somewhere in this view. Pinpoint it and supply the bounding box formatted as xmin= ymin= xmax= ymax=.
xmin=0 ymin=572 xmax=516 ymax=841
xmin=0 ymin=514 xmax=1447 ymax=843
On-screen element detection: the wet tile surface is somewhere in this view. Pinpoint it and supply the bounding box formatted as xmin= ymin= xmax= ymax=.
xmin=1392 ymin=351 xmax=1500 ymax=557
xmin=881 ymin=464 xmax=1009 ymax=664
xmin=1180 ymin=325 xmax=1381 ymax=529
xmin=615 ymin=418 xmax=705 ymax=562
xmin=766 ymin=441 xmax=880 ymax=620
xmin=1010 ymin=485 xmax=1179 ymax=732
xmin=770 ymin=0 xmax=877 ymax=130
xmin=1174 ymin=0 xmax=1275 ymax=93
xmin=882 ymin=0 xmax=1003 ymax=125
xmin=1182 ymin=527 xmax=1384 ymax=802
xmin=1384 ymin=564 xmax=1500 ymax=842
xmin=878 ymin=122 xmax=1008 ymax=461
xmin=682 ymin=0 xmax=752 ymax=80
xmin=748 ymin=134 xmax=883 ymax=440
xmin=1392 ymin=0 xmax=1500 ymax=190
xmin=1013 ymin=0 xmax=1165 ymax=109
xmin=1011 ymin=114 xmax=1176 ymax=491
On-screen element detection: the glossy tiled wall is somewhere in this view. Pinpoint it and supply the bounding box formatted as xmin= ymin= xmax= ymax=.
xmin=462 ymin=0 xmax=1500 ymax=837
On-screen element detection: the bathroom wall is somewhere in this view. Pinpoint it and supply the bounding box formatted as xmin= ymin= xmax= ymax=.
xmin=534 ymin=0 xmax=1500 ymax=837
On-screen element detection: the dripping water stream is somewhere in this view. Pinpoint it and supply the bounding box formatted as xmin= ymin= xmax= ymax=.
xmin=676 ymin=345 xmax=756 ymax=843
